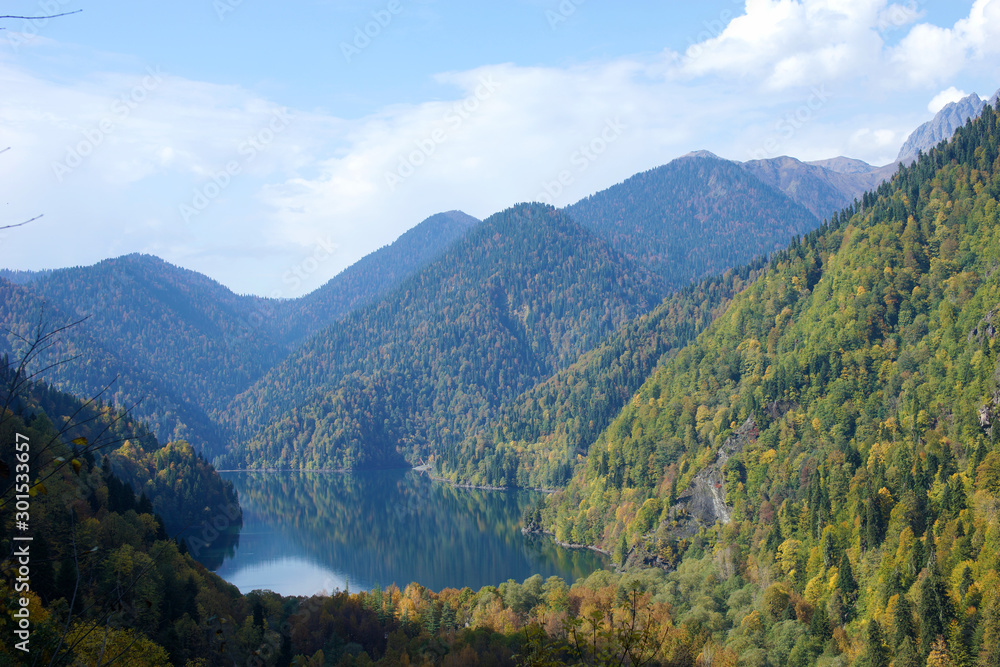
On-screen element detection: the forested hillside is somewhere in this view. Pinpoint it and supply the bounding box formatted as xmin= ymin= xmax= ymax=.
xmin=280 ymin=210 xmax=480 ymax=346
xmin=0 ymin=212 xmax=478 ymax=460
xmin=0 ymin=355 xmax=714 ymax=666
xmin=436 ymin=260 xmax=770 ymax=490
xmin=0 ymin=272 xmax=236 ymax=457
xmin=564 ymin=154 xmax=821 ymax=291
xmin=533 ymin=103 xmax=1000 ymax=664
xmin=0 ymin=353 xmax=239 ymax=548
xmin=222 ymin=203 xmax=667 ymax=470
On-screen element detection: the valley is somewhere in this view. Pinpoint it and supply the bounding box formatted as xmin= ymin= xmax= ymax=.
xmin=4 ymin=77 xmax=1000 ymax=665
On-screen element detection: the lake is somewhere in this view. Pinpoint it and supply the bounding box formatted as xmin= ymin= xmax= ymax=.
xmin=205 ymin=469 xmax=609 ymax=596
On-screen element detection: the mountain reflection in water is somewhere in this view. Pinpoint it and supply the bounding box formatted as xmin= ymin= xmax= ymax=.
xmin=207 ymin=470 xmax=608 ymax=595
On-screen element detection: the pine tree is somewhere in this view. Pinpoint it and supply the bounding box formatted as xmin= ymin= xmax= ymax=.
xmin=920 ymin=569 xmax=949 ymax=659
xmin=980 ymin=594 xmax=1000 ymax=667
xmin=895 ymin=636 xmax=921 ymax=667
xmin=893 ymin=595 xmax=917 ymax=648
xmin=837 ymin=554 xmax=858 ymax=609
xmin=857 ymin=619 xmax=889 ymax=667
xmin=809 ymin=605 xmax=830 ymax=641
xmin=614 ymin=532 xmax=629 ymax=566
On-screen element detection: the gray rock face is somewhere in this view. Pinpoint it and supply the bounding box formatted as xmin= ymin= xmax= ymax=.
xmin=664 ymin=416 xmax=760 ymax=537
xmin=897 ymin=93 xmax=986 ymax=163
xmin=742 ymin=156 xmax=880 ymax=221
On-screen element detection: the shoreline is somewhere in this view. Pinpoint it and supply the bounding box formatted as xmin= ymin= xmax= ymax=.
xmin=215 ymin=467 xmax=352 ymax=473
xmin=423 ymin=471 xmax=557 ymax=494
xmin=521 ymin=527 xmax=612 ymax=556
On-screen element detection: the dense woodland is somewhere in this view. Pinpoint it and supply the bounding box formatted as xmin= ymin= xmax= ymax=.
xmin=220 ymin=204 xmax=667 ymax=471
xmin=436 ymin=261 xmax=769 ymax=490
xmin=528 ymin=103 xmax=1000 ymax=665
xmin=565 ymin=156 xmax=820 ymax=291
xmin=0 ymin=211 xmax=478 ymax=460
xmin=5 ymin=80 xmax=1000 ymax=666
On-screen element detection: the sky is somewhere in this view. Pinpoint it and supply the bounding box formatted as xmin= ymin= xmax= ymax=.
xmin=1 ymin=0 xmax=999 ymax=298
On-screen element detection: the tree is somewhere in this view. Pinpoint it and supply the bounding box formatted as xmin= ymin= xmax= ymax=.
xmin=979 ymin=594 xmax=1000 ymax=667
xmin=927 ymin=636 xmax=955 ymax=667
xmin=856 ymin=619 xmax=889 ymax=667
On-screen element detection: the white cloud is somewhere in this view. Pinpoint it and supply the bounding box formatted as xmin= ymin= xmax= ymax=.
xmin=674 ymin=0 xmax=888 ymax=90
xmin=888 ymin=0 xmax=1000 ymax=87
xmin=673 ymin=0 xmax=1000 ymax=93
xmin=3 ymin=1 xmax=1000 ymax=296
xmin=928 ymin=86 xmax=968 ymax=113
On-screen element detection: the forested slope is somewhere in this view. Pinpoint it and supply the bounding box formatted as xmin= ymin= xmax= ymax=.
xmin=0 ymin=272 xmax=234 ymax=456
xmin=564 ymin=154 xmax=822 ymax=291
xmin=280 ymin=210 xmax=480 ymax=345
xmin=536 ymin=103 xmax=1000 ymax=664
xmin=0 ymin=212 xmax=478 ymax=460
xmin=437 ymin=260 xmax=770 ymax=490
xmin=222 ymin=203 xmax=667 ymax=470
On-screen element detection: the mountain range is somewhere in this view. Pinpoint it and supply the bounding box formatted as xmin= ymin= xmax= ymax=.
xmin=2 ymin=90 xmax=996 ymax=470
xmin=4 ymin=82 xmax=1000 ymax=665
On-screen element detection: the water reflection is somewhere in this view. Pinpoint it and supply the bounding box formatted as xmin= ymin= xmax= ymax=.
xmin=207 ymin=470 xmax=608 ymax=595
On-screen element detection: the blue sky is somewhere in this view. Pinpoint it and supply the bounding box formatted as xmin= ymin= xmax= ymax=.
xmin=1 ymin=0 xmax=999 ymax=297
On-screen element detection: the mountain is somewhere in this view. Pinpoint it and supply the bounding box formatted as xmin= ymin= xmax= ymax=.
xmin=0 ymin=211 xmax=479 ymax=458
xmin=221 ymin=203 xmax=667 ymax=470
xmin=276 ymin=210 xmax=480 ymax=345
xmin=564 ymin=154 xmax=822 ymax=291
xmin=896 ymin=91 xmax=989 ymax=163
xmin=534 ymin=101 xmax=1000 ymax=663
xmin=740 ymin=155 xmax=874 ymax=221
xmin=805 ymin=156 xmax=880 ymax=174
xmin=0 ymin=269 xmax=239 ymax=456
xmin=437 ymin=259 xmax=770 ymax=489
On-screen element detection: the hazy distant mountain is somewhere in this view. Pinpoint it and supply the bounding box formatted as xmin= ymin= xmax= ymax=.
xmin=564 ymin=154 xmax=821 ymax=291
xmin=279 ymin=210 xmax=479 ymax=345
xmin=0 ymin=268 xmax=50 ymax=284
xmin=740 ymin=156 xmax=862 ymax=221
xmin=896 ymin=92 xmax=988 ymax=163
xmin=804 ymin=156 xmax=878 ymax=175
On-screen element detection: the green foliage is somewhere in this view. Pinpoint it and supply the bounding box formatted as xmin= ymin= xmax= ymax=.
xmin=224 ymin=203 xmax=668 ymax=471
xmin=442 ymin=259 xmax=767 ymax=489
xmin=566 ymin=154 xmax=821 ymax=291
xmin=0 ymin=375 xmax=247 ymax=665
xmin=0 ymin=212 xmax=479 ymax=461
xmin=533 ymin=102 xmax=1000 ymax=661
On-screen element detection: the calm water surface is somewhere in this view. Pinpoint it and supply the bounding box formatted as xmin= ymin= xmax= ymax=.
xmin=207 ymin=469 xmax=608 ymax=596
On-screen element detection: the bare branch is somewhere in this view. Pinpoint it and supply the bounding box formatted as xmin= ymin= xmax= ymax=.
xmin=0 ymin=11 xmax=82 ymax=20
xmin=0 ymin=214 xmax=42 ymax=232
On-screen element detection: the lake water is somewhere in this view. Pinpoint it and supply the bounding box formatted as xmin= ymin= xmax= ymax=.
xmin=206 ymin=469 xmax=608 ymax=596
